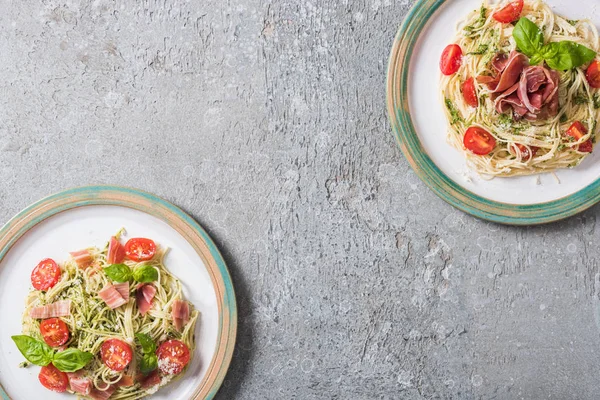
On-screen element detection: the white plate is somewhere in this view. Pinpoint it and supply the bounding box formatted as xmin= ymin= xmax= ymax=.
xmin=0 ymin=187 xmax=236 ymax=399
xmin=411 ymin=0 xmax=600 ymax=205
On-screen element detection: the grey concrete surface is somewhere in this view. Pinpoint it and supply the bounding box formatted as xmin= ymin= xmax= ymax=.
xmin=1 ymin=0 xmax=599 ymax=399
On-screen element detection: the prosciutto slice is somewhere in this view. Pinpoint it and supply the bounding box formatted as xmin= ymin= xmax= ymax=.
xmin=477 ymin=51 xmax=529 ymax=93
xmin=70 ymin=249 xmax=94 ymax=269
xmin=172 ymin=299 xmax=190 ymax=331
xmin=107 ymin=237 xmax=125 ymax=264
xmin=98 ymin=284 xmax=128 ymax=309
xmin=495 ymin=83 xmax=529 ymax=117
xmin=67 ymin=371 xmax=91 ymax=395
xmin=88 ymin=385 xmax=116 ymax=400
xmin=29 ymin=300 xmax=71 ymax=319
xmin=481 ymin=51 xmax=561 ymax=121
xmin=136 ymin=284 xmax=156 ymax=315
xmin=113 ymin=282 xmax=130 ymax=301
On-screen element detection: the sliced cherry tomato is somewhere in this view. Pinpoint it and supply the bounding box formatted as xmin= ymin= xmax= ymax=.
xmin=463 ymin=126 xmax=496 ymax=155
xmin=38 ymin=364 xmax=68 ymax=392
xmin=40 ymin=318 xmax=70 ymax=347
xmin=586 ymin=60 xmax=600 ymax=89
xmin=566 ymin=121 xmax=593 ymax=153
xmin=440 ymin=44 xmax=463 ymax=76
xmin=107 ymin=236 xmax=126 ymax=264
xmin=124 ymin=238 xmax=156 ymax=262
xmin=157 ymin=340 xmax=190 ymax=375
xmin=515 ymin=144 xmax=538 ymax=160
xmin=462 ymin=77 xmax=479 ymax=108
xmin=101 ymin=338 xmax=133 ymax=372
xmin=493 ymin=0 xmax=524 ymax=23
xmin=31 ymin=259 xmax=61 ymax=291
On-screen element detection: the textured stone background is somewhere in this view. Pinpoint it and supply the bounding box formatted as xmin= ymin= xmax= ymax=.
xmin=1 ymin=0 xmax=599 ymax=399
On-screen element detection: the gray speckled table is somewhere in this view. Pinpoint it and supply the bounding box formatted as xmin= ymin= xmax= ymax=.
xmin=2 ymin=0 xmax=599 ymax=399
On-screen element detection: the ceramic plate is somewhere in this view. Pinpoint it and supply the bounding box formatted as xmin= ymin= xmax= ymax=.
xmin=387 ymin=0 xmax=600 ymax=225
xmin=0 ymin=186 xmax=236 ymax=400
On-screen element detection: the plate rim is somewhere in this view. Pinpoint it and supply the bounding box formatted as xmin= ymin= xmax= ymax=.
xmin=386 ymin=0 xmax=600 ymax=225
xmin=0 ymin=185 xmax=237 ymax=400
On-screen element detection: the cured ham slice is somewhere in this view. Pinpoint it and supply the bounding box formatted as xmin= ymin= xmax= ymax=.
xmin=70 ymin=249 xmax=94 ymax=269
xmin=88 ymin=385 xmax=116 ymax=400
xmin=478 ymin=51 xmax=529 ymax=93
xmin=113 ymin=282 xmax=130 ymax=301
xmin=116 ymin=375 xmax=134 ymax=387
xmin=98 ymin=284 xmax=128 ymax=309
xmin=139 ymin=370 xmax=161 ymax=389
xmin=29 ymin=300 xmax=71 ymax=319
xmin=107 ymin=237 xmax=125 ymax=264
xmin=67 ymin=371 xmax=91 ymax=395
xmin=136 ymin=284 xmax=156 ymax=315
xmin=171 ymin=300 xmax=189 ymax=331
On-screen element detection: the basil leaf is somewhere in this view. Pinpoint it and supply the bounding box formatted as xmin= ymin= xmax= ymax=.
xmin=104 ymin=264 xmax=132 ymax=282
xmin=52 ymin=348 xmax=93 ymax=372
xmin=11 ymin=335 xmax=54 ymax=366
xmin=139 ymin=353 xmax=158 ymax=375
xmin=135 ymin=333 xmax=157 ymax=353
xmin=513 ymin=18 xmax=544 ymax=57
xmin=545 ymin=41 xmax=596 ymax=71
xmin=132 ymin=265 xmax=158 ymax=283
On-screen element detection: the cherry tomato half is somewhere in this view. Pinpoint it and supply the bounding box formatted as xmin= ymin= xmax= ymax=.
xmin=40 ymin=318 xmax=70 ymax=347
xmin=586 ymin=61 xmax=600 ymax=89
xmin=157 ymin=340 xmax=190 ymax=375
xmin=566 ymin=121 xmax=593 ymax=153
xmin=124 ymin=238 xmax=156 ymax=262
xmin=464 ymin=127 xmax=497 ymax=155
xmin=493 ymin=0 xmax=524 ymax=23
xmin=515 ymin=144 xmax=538 ymax=160
xmin=101 ymin=338 xmax=133 ymax=372
xmin=38 ymin=364 xmax=68 ymax=392
xmin=462 ymin=77 xmax=479 ymax=108
xmin=31 ymin=259 xmax=61 ymax=291
xmin=440 ymin=44 xmax=463 ymax=76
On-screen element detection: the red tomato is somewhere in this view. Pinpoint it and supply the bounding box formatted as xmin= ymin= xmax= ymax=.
xmin=38 ymin=364 xmax=68 ymax=392
xmin=440 ymin=44 xmax=463 ymax=75
xmin=107 ymin=236 xmax=126 ymax=264
xmin=31 ymin=259 xmax=61 ymax=291
xmin=493 ymin=0 xmax=524 ymax=23
xmin=463 ymin=127 xmax=496 ymax=155
xmin=515 ymin=144 xmax=538 ymax=160
xmin=125 ymin=238 xmax=156 ymax=262
xmin=40 ymin=318 xmax=70 ymax=347
xmin=566 ymin=121 xmax=593 ymax=153
xmin=101 ymin=339 xmax=133 ymax=372
xmin=586 ymin=61 xmax=600 ymax=89
xmin=157 ymin=340 xmax=190 ymax=375
xmin=462 ymin=77 xmax=478 ymax=108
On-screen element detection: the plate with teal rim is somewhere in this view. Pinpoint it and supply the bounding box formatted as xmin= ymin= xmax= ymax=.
xmin=0 ymin=186 xmax=237 ymax=400
xmin=387 ymin=0 xmax=600 ymax=225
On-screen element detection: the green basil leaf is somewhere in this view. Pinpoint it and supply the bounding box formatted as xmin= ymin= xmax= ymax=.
xmin=139 ymin=353 xmax=158 ymax=375
xmin=132 ymin=265 xmax=158 ymax=283
xmin=545 ymin=41 xmax=597 ymax=70
xmin=52 ymin=348 xmax=93 ymax=372
xmin=104 ymin=264 xmax=132 ymax=282
xmin=513 ymin=18 xmax=545 ymax=57
xmin=135 ymin=333 xmax=157 ymax=353
xmin=11 ymin=335 xmax=54 ymax=366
